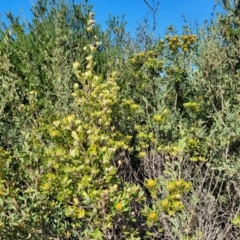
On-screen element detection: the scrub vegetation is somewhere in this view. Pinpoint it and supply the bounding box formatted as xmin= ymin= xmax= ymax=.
xmin=0 ymin=0 xmax=240 ymax=239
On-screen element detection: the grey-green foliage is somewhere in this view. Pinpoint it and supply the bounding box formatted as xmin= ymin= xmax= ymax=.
xmin=193 ymin=0 xmax=240 ymax=167
xmin=174 ymin=4 xmax=240 ymax=238
xmin=0 ymin=0 xmax=117 ymax=151
xmin=111 ymin=1 xmax=240 ymax=237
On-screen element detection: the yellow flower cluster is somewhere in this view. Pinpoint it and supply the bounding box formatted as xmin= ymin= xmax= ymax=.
xmin=145 ymin=179 xmax=157 ymax=189
xmin=183 ymin=101 xmax=200 ymax=113
xmin=187 ymin=138 xmax=200 ymax=148
xmin=160 ymin=178 xmax=191 ymax=216
xmin=165 ymin=34 xmax=197 ymax=53
xmin=181 ymin=35 xmax=197 ymax=51
xmin=158 ymin=134 xmax=207 ymax=162
xmin=186 ymin=137 xmax=207 ymax=161
xmin=189 ymin=156 xmax=207 ymax=162
xmin=166 ymin=179 xmax=191 ymax=193
xmin=134 ymin=125 xmax=155 ymax=157
xmin=144 ymin=178 xmax=158 ymax=198
xmin=115 ymin=202 xmax=123 ymax=211
xmin=166 ymin=35 xmax=181 ymax=52
xmin=38 ymin=22 xmax=149 ymax=228
xmin=147 ymin=212 xmax=158 ymax=222
xmin=153 ymin=109 xmax=169 ymax=124
xmin=141 ymin=204 xmax=160 ymax=227
xmin=122 ymin=99 xmax=142 ymax=114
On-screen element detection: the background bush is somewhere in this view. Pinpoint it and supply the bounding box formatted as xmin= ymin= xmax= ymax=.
xmin=0 ymin=0 xmax=240 ymax=239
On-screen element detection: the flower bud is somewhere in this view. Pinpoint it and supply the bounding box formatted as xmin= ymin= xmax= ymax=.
xmin=73 ymin=61 xmax=80 ymax=70
xmin=73 ymin=83 xmax=79 ymax=90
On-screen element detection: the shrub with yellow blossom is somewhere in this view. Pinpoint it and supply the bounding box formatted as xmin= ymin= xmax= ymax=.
xmin=159 ymin=179 xmax=191 ymax=216
xmin=33 ymin=14 xmax=146 ymax=239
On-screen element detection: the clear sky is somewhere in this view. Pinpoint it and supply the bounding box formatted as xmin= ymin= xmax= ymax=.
xmin=0 ymin=0 xmax=222 ymax=36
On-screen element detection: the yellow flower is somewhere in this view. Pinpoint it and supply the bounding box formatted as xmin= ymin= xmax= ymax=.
xmin=148 ymin=212 xmax=158 ymax=221
xmin=184 ymin=182 xmax=192 ymax=191
xmin=198 ymin=156 xmax=207 ymax=162
xmin=138 ymin=52 xmax=145 ymax=57
xmin=147 ymin=57 xmax=153 ymax=62
xmin=66 ymin=114 xmax=75 ymax=123
xmin=172 ymin=200 xmax=183 ymax=211
xmin=49 ymin=130 xmax=60 ymax=137
xmin=115 ymin=203 xmax=123 ymax=211
xmin=73 ymin=83 xmax=79 ymax=90
xmin=73 ymin=61 xmax=80 ymax=70
xmin=153 ymin=115 xmax=162 ymax=122
xmin=166 ymin=182 xmax=175 ymax=192
xmin=168 ymin=210 xmax=175 ymax=216
xmin=175 ymin=179 xmax=184 ymax=188
xmin=163 ymin=109 xmax=169 ymax=115
xmin=190 ymin=156 xmax=198 ymax=162
xmin=76 ymin=208 xmax=85 ymax=218
xmin=160 ymin=199 xmax=169 ymax=208
xmin=131 ymin=104 xmax=139 ymax=110
xmin=138 ymin=151 xmax=146 ymax=158
xmin=40 ymin=182 xmax=51 ymax=191
xmin=183 ymin=102 xmax=200 ymax=112
xmin=29 ymin=90 xmax=37 ymax=96
xmin=146 ymin=179 xmax=157 ymax=188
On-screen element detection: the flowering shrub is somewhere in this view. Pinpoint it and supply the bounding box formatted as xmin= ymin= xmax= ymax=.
xmin=0 ymin=0 xmax=240 ymax=239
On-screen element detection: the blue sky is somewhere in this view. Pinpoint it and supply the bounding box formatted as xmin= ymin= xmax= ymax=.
xmin=0 ymin=0 xmax=222 ymax=36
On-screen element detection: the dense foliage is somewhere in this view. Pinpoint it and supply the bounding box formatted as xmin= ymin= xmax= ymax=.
xmin=0 ymin=0 xmax=240 ymax=239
